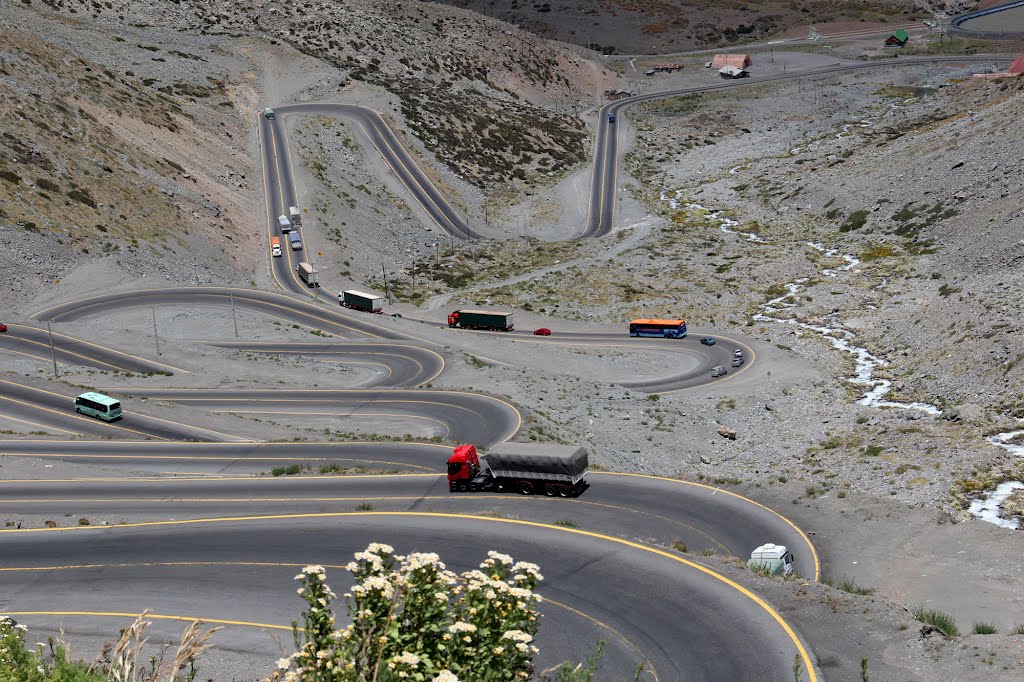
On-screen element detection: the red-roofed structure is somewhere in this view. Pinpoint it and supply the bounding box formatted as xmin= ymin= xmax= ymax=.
xmin=711 ymin=54 xmax=752 ymax=69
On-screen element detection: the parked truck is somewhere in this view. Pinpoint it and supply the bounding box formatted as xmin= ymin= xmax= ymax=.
xmin=447 ymin=443 xmax=589 ymax=497
xmin=447 ymin=309 xmax=513 ymax=331
xmin=289 ymin=231 xmax=303 ymax=251
xmin=278 ymin=215 xmax=292 ymax=233
xmin=270 ymin=236 xmax=282 ymax=258
xmin=296 ymin=262 xmax=318 ymax=287
xmin=289 ymin=206 xmax=302 ymax=227
xmin=340 ymin=289 xmax=383 ymax=313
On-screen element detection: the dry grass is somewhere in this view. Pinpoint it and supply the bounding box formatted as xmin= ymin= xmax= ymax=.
xmin=107 ymin=611 xmax=221 ymax=681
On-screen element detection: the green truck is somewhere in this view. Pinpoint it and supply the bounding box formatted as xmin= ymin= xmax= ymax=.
xmin=447 ymin=309 xmax=514 ymax=331
xmin=340 ymin=289 xmax=383 ymax=313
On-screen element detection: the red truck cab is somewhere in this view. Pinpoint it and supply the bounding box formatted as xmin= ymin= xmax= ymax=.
xmin=447 ymin=444 xmax=481 ymax=491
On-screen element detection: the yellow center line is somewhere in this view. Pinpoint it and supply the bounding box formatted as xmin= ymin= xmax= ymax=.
xmin=0 ymin=414 xmax=78 ymax=436
xmin=0 ymin=511 xmax=816 ymax=680
xmin=593 ymin=472 xmax=819 ymax=581
xmin=0 ymin=394 xmax=165 ymax=441
xmin=2 ymin=610 xmax=293 ymax=631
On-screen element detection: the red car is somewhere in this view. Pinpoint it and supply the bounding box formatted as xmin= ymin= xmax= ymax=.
xmin=0 ymin=323 xmax=7 ymax=333
xmin=533 ymin=328 xmax=551 ymax=336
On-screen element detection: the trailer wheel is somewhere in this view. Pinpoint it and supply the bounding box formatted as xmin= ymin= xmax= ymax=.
xmin=558 ymin=487 xmax=571 ymax=498
xmin=544 ymin=484 xmax=557 ymax=497
xmin=518 ymin=481 xmax=533 ymax=495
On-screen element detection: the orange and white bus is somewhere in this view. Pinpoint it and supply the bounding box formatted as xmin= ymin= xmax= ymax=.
xmin=628 ymin=318 xmax=687 ymax=339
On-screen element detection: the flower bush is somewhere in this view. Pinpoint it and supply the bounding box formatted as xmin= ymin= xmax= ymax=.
xmin=0 ymin=615 xmax=105 ymax=681
xmin=277 ymin=545 xmax=547 ymax=682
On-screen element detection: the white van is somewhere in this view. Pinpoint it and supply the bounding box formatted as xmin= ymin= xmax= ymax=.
xmin=747 ymin=544 xmax=794 ymax=576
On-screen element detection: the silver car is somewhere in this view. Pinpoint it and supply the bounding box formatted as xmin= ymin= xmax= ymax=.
xmin=710 ymin=365 xmax=727 ymax=377
xmin=731 ymin=356 xmax=744 ymax=367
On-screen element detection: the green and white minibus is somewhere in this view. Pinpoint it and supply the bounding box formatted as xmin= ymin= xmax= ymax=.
xmin=74 ymin=392 xmax=123 ymax=421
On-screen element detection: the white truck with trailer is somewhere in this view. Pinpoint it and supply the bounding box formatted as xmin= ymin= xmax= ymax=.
xmin=296 ymin=262 xmax=318 ymax=288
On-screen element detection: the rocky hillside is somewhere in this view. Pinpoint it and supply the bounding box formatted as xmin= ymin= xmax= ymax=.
xmin=430 ymin=0 xmax=934 ymax=54
xmin=616 ymin=60 xmax=1024 ymax=420
xmin=0 ymin=9 xmax=262 ymax=305
xmin=36 ymin=0 xmax=603 ymax=189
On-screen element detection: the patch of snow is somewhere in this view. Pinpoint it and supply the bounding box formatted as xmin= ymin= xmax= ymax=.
xmin=969 ymin=481 xmax=1024 ymax=530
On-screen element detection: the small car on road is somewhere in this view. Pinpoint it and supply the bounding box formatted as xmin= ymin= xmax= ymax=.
xmin=0 ymin=323 xmax=6 ymax=333
xmin=700 ymin=337 xmax=716 ymax=346
xmin=731 ymin=356 xmax=744 ymax=367
xmin=710 ymin=365 xmax=727 ymax=377
xmin=533 ymin=328 xmax=552 ymax=336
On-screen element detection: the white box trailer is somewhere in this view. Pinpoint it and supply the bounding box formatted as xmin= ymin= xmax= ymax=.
xmin=289 ymin=206 xmax=302 ymax=227
xmin=278 ymin=214 xmax=292 ymax=233
xmin=296 ymin=262 xmax=318 ymax=288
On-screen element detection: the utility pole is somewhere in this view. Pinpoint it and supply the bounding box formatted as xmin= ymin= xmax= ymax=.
xmin=151 ymin=307 xmax=160 ymax=355
xmin=230 ymin=291 xmax=239 ymax=339
xmin=434 ymin=242 xmax=440 ymax=267
xmin=382 ymin=262 xmax=391 ymax=304
xmin=46 ymin=321 xmax=58 ymax=378
xmin=449 ymin=230 xmax=455 ymax=256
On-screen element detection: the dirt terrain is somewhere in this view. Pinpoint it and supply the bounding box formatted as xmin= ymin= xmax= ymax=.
xmin=431 ymin=0 xmax=941 ymax=54
xmin=2 ymin=0 xmax=1024 ymax=680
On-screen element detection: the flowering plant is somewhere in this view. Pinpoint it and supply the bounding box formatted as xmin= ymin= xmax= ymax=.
xmin=277 ymin=545 xmax=545 ymax=682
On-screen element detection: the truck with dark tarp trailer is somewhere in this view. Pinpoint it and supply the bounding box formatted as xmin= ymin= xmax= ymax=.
xmin=446 ymin=443 xmax=589 ymax=497
xmin=447 ymin=309 xmax=513 ymax=331
xmin=340 ymin=289 xmax=383 ymax=313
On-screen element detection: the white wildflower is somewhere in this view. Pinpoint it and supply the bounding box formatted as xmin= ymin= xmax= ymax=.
xmin=447 ymin=621 xmax=477 ymax=634
xmin=390 ymin=651 xmax=421 ymax=668
xmin=434 ymin=671 xmax=459 ymax=682
xmin=486 ymin=551 xmax=514 ymax=565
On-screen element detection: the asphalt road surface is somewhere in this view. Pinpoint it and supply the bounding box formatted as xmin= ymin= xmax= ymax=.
xmin=13 ymin=49 xmax=1010 ymax=682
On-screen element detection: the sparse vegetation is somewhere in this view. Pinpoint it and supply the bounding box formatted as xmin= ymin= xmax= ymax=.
xmin=822 ymin=575 xmax=874 ymax=595
xmin=911 ymin=605 xmax=959 ymax=637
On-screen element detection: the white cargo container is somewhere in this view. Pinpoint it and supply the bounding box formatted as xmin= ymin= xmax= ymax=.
xmin=296 ymin=262 xmax=318 ymax=288
xmin=289 ymin=206 xmax=302 ymax=227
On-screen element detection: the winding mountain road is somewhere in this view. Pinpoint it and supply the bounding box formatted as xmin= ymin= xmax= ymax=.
xmin=5 ymin=47 xmax=1012 ymax=682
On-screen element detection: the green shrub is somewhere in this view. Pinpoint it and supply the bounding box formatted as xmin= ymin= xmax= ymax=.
xmin=0 ymin=616 xmax=114 ymax=680
xmin=36 ymin=177 xmax=61 ymax=192
xmin=823 ymin=575 xmax=874 ymax=595
xmin=910 ymin=605 xmax=959 ymax=636
xmin=972 ymin=622 xmax=998 ymax=635
xmin=839 ymin=209 xmax=869 ymax=232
